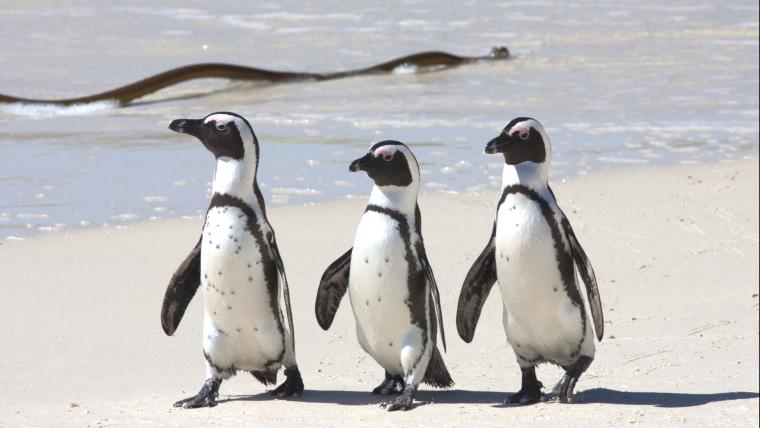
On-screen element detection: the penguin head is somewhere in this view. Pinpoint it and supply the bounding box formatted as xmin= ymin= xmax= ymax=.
xmin=485 ymin=117 xmax=551 ymax=166
xmin=169 ymin=112 xmax=259 ymax=163
xmin=349 ymin=140 xmax=420 ymax=188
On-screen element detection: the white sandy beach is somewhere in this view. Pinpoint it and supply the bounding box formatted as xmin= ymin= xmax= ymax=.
xmin=1 ymin=159 xmax=758 ymax=427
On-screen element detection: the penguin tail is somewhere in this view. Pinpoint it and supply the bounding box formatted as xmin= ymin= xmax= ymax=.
xmin=250 ymin=369 xmax=278 ymax=386
xmin=423 ymin=347 xmax=454 ymax=389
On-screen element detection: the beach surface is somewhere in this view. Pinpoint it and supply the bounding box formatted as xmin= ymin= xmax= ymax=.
xmin=1 ymin=159 xmax=758 ymax=427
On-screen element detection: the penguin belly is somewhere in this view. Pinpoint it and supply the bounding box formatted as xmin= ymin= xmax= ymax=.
xmin=495 ymin=193 xmax=586 ymax=366
xmin=201 ymin=206 xmax=285 ymax=372
xmin=348 ymin=212 xmax=424 ymax=375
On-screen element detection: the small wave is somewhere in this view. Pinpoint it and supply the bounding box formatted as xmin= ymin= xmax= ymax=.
xmin=16 ymin=213 xmax=51 ymax=220
xmin=142 ymin=195 xmax=169 ymax=203
xmin=393 ymin=64 xmax=419 ymax=75
xmin=110 ymin=213 xmax=140 ymax=222
xmin=597 ymin=156 xmax=650 ymax=165
xmin=1 ymin=100 xmax=117 ymax=118
xmin=331 ymin=180 xmax=354 ymax=188
xmin=271 ymin=187 xmax=324 ymax=196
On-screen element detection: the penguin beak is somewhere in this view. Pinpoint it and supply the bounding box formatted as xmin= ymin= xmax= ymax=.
xmin=169 ymin=118 xmax=203 ymax=138
xmin=349 ymin=152 xmax=374 ymax=172
xmin=485 ymin=133 xmax=512 ymax=154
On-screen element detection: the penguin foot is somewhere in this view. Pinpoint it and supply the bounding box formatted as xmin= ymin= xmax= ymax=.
xmin=505 ymin=366 xmax=543 ymax=405
xmin=173 ymin=378 xmax=221 ymax=409
xmin=553 ymin=356 xmax=592 ymax=403
xmin=371 ymin=373 xmax=405 ymax=395
xmin=271 ymin=367 xmax=304 ymax=398
xmin=505 ymin=386 xmax=543 ymax=405
xmin=382 ymin=385 xmax=417 ymax=411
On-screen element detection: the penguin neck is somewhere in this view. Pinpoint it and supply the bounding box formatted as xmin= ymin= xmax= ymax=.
xmin=212 ymin=156 xmax=258 ymax=202
xmin=501 ymin=162 xmax=549 ymax=191
xmin=368 ymin=183 xmax=418 ymax=214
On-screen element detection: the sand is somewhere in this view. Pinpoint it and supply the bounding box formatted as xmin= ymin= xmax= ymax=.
xmin=1 ymin=159 xmax=758 ymax=427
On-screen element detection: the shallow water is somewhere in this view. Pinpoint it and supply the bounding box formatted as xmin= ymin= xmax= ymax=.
xmin=0 ymin=1 xmax=758 ymax=238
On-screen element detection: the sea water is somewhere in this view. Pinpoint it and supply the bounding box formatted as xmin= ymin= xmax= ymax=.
xmin=0 ymin=1 xmax=757 ymax=238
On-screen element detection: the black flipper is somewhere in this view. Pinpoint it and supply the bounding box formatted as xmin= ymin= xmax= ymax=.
xmin=256 ymin=182 xmax=298 ymax=351
xmin=414 ymin=204 xmax=447 ymax=352
xmin=315 ymin=248 xmax=352 ymax=330
xmin=456 ymin=223 xmax=498 ymax=343
xmin=160 ymin=237 xmax=202 ymax=336
xmin=547 ymin=185 xmax=604 ymax=341
xmin=267 ymin=230 xmax=297 ymax=353
xmin=561 ymin=217 xmax=603 ymax=341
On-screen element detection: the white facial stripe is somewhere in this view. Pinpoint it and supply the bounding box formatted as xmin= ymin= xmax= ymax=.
xmin=508 ymin=122 xmax=530 ymax=136
xmin=373 ymin=145 xmax=397 ymax=159
xmin=204 ymin=114 xmax=234 ymax=125
xmin=236 ymin=120 xmax=255 ymax=154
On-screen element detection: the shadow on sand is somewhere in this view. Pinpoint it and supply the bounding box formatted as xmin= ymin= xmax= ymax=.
xmin=221 ymin=388 xmax=758 ymax=409
xmin=577 ymin=388 xmax=759 ymax=408
xmin=220 ymin=389 xmax=505 ymax=408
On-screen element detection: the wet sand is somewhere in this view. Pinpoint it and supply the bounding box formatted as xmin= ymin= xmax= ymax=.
xmin=1 ymin=159 xmax=757 ymax=426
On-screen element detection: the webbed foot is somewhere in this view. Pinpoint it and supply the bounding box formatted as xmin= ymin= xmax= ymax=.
xmin=271 ymin=367 xmax=304 ymax=398
xmin=173 ymin=378 xmax=221 ymax=408
xmin=371 ymin=372 xmax=405 ymax=395
xmin=382 ymin=384 xmax=417 ymax=411
xmin=553 ymin=356 xmax=592 ymax=403
xmin=504 ymin=366 xmax=543 ymax=405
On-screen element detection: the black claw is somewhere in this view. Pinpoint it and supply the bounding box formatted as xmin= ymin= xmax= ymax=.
xmin=505 ymin=366 xmax=543 ymax=405
xmin=383 ymin=384 xmax=417 ymax=411
xmin=271 ymin=367 xmax=304 ymax=398
xmin=173 ymin=378 xmax=221 ymax=409
xmin=371 ymin=372 xmax=405 ymax=395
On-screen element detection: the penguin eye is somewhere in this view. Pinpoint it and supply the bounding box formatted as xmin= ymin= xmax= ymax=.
xmin=216 ymin=123 xmax=228 ymax=132
xmin=519 ymin=131 xmax=529 ymax=140
xmin=382 ymin=153 xmax=394 ymax=162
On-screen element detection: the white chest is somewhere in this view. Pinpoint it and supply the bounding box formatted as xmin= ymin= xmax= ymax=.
xmin=200 ymin=206 xmax=283 ymax=370
xmin=494 ymin=193 xmax=584 ymax=356
xmin=348 ymin=212 xmax=418 ymax=369
xmin=202 ymin=206 xmax=267 ymax=300
xmin=495 ymin=194 xmax=568 ymax=316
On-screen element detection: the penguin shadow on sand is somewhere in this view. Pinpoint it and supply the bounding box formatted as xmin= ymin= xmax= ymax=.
xmin=571 ymin=388 xmax=759 ymax=408
xmin=216 ymin=389 xmax=382 ymax=407
xmin=215 ymin=388 xmax=758 ymax=409
xmin=218 ymin=389 xmax=506 ymax=409
xmin=485 ymin=388 xmax=760 ymax=409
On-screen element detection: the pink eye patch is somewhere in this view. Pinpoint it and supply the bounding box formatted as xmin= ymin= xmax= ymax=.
xmin=373 ymin=147 xmax=395 ymax=160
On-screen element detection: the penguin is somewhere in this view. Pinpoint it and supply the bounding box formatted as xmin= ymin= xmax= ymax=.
xmin=315 ymin=141 xmax=453 ymax=411
xmin=160 ymin=112 xmax=304 ymax=408
xmin=456 ymin=117 xmax=603 ymax=404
